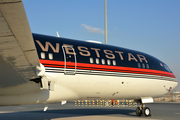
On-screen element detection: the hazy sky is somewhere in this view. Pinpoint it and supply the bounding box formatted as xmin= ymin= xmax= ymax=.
xmin=23 ymin=0 xmax=180 ymax=90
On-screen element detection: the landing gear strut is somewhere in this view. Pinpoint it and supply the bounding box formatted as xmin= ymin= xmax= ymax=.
xmin=136 ymin=104 xmax=152 ymax=117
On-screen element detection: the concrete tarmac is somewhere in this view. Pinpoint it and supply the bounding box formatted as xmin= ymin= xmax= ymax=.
xmin=0 ymin=102 xmax=180 ymax=120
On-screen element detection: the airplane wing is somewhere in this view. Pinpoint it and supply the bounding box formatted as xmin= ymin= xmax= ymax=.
xmin=0 ymin=0 xmax=40 ymax=90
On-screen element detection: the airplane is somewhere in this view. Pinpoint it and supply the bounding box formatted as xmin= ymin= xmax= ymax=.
xmin=0 ymin=0 xmax=178 ymax=117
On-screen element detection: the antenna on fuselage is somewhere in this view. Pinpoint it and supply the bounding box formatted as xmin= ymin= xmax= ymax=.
xmin=56 ymin=32 xmax=61 ymax=37
xmin=105 ymin=0 xmax=107 ymax=44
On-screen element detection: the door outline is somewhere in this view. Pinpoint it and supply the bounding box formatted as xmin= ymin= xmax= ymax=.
xmin=62 ymin=45 xmax=77 ymax=75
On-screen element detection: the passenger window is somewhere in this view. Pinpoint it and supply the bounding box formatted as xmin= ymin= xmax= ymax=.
xmin=113 ymin=60 xmax=116 ymax=66
xmin=41 ymin=52 xmax=45 ymax=59
xmin=137 ymin=63 xmax=141 ymax=68
xmin=142 ymin=63 xmax=145 ymax=68
xmin=107 ymin=60 xmax=111 ymax=65
xmin=146 ymin=64 xmax=149 ymax=69
xmin=102 ymin=59 xmax=105 ymax=65
xmin=67 ymin=55 xmax=72 ymax=62
xmin=96 ymin=58 xmax=99 ymax=64
xmin=90 ymin=57 xmax=93 ymax=63
xmin=49 ymin=53 xmax=53 ymax=60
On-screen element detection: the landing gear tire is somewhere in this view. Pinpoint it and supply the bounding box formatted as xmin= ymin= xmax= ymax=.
xmin=136 ymin=107 xmax=142 ymax=116
xmin=142 ymin=107 xmax=151 ymax=117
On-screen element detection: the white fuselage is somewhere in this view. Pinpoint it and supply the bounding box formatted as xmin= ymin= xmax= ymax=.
xmin=0 ymin=66 xmax=177 ymax=106
xmin=45 ymin=67 xmax=178 ymax=102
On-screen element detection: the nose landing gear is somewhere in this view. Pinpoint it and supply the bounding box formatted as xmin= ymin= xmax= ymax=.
xmin=136 ymin=104 xmax=152 ymax=117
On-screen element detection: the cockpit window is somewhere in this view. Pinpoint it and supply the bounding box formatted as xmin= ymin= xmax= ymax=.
xmin=164 ymin=64 xmax=172 ymax=72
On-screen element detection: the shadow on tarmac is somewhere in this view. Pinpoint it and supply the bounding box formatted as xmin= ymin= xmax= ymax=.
xmin=0 ymin=108 xmax=136 ymax=120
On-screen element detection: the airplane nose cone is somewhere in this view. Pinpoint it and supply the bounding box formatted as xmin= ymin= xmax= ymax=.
xmin=175 ymin=79 xmax=178 ymax=87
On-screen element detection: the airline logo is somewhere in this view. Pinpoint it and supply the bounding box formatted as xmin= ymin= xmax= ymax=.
xmin=36 ymin=40 xmax=148 ymax=63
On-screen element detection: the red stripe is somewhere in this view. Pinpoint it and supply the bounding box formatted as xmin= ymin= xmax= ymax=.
xmin=39 ymin=59 xmax=175 ymax=78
